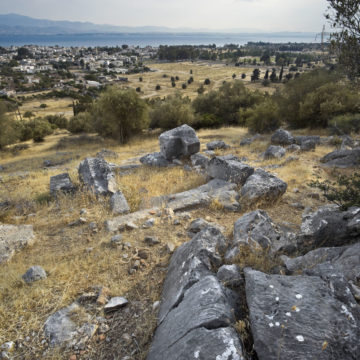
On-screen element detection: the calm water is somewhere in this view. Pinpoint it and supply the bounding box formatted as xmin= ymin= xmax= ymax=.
xmin=0 ymin=32 xmax=318 ymax=47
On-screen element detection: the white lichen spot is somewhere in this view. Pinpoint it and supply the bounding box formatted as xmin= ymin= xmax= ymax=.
xmin=286 ymin=312 xmax=291 ymax=317
xmin=296 ymin=294 xmax=303 ymax=299
xmin=181 ymin=261 xmax=186 ymax=268
xmin=269 ymin=285 xmax=274 ymax=289
xmin=275 ymin=322 xmax=280 ymax=327
xmin=296 ymin=335 xmax=304 ymax=342
xmin=216 ymin=336 xmax=238 ymax=360
xmin=265 ymin=315 xmax=274 ymax=320
xmin=275 ymin=297 xmax=280 ymax=301
xmin=269 ymin=323 xmax=274 ymax=328
xmin=194 ymin=350 xmax=200 ymax=359
xmin=296 ymin=308 xmax=300 ymax=312
xmin=341 ymin=305 xmax=355 ymax=322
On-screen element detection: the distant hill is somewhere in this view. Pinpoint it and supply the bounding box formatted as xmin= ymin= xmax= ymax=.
xmin=0 ymin=13 xmax=208 ymax=35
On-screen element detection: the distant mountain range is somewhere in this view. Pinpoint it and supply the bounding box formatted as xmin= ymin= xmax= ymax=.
xmin=0 ymin=13 xmax=315 ymax=36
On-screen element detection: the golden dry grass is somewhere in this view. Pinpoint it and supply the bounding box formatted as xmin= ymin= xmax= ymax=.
xmin=19 ymin=98 xmax=74 ymax=119
xmin=121 ymin=61 xmax=280 ymax=99
xmin=0 ymin=125 xmax=344 ymax=359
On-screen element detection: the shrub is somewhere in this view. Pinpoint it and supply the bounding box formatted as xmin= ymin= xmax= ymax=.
xmin=204 ymin=78 xmax=211 ymax=85
xmin=92 ymin=87 xmax=148 ymax=143
xmin=197 ymin=85 xmax=205 ymax=94
xmin=182 ymin=83 xmax=187 ymax=89
xmin=191 ymin=113 xmax=222 ymax=129
xmin=309 ymin=172 xmax=360 ymax=210
xmin=139 ymin=77 xmax=143 ymax=82
xmin=155 ymin=84 xmax=161 ymax=91
xmin=23 ymin=111 xmax=34 ymax=118
xmin=329 ymin=113 xmax=360 ymax=134
xmin=241 ymin=73 xmax=246 ymax=79
xmin=0 ymin=102 xmax=19 ymax=149
xmin=40 ymin=103 xmax=47 ymax=109
xmin=46 ymin=114 xmax=68 ymax=129
xmin=32 ymin=118 xmax=53 ymax=142
xmin=193 ymin=81 xmax=265 ymax=126
xmin=171 ymin=82 xmax=176 ymax=87
xmin=277 ymin=69 xmax=342 ymax=128
xmin=68 ymin=112 xmax=93 ymax=134
xmin=149 ymin=94 xmax=194 ymax=129
xmin=136 ymin=87 xmax=141 ymax=92
xmin=241 ymin=97 xmax=280 ymax=133
xmin=175 ymin=76 xmax=180 ymax=81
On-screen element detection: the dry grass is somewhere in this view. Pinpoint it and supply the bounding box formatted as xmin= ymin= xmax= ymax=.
xmin=0 ymin=125 xmax=345 ymax=359
xmin=121 ymin=61 xmax=281 ymax=99
xmin=19 ymin=98 xmax=74 ymax=119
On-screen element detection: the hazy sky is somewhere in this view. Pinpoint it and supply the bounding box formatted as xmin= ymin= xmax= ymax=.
xmin=0 ymin=0 xmax=329 ymax=32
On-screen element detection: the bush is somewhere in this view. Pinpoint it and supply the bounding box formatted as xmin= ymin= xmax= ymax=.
xmin=197 ymin=85 xmax=205 ymax=94
xmin=0 ymin=101 xmax=19 ymax=149
xmin=46 ymin=114 xmax=68 ymax=129
xmin=309 ymin=172 xmax=360 ymax=210
xmin=155 ymin=84 xmax=161 ymax=91
xmin=241 ymin=97 xmax=280 ymax=133
xmin=191 ymin=113 xmax=222 ymax=129
xmin=92 ymin=87 xmax=148 ymax=143
xmin=329 ymin=113 xmax=360 ymax=134
xmin=182 ymin=83 xmax=187 ymax=89
xmin=32 ymin=118 xmax=53 ymax=142
xmin=204 ymin=78 xmax=211 ymax=85
xmin=136 ymin=87 xmax=141 ymax=92
xmin=23 ymin=111 xmax=34 ymax=118
xmin=241 ymin=73 xmax=246 ymax=79
xmin=18 ymin=121 xmax=34 ymax=142
xmin=149 ymin=94 xmax=194 ymax=129
xmin=40 ymin=103 xmax=47 ymax=109
xmin=68 ymin=112 xmax=93 ymax=134
xmin=193 ymin=81 xmax=264 ymax=127
xmin=171 ymin=82 xmax=176 ymax=88
xmin=277 ymin=69 xmax=342 ymax=128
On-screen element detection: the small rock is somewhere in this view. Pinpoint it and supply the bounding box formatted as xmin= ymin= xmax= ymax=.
xmin=80 ymin=208 xmax=87 ymax=215
xmin=173 ymin=219 xmax=181 ymax=225
xmin=287 ymin=144 xmax=300 ymax=152
xmin=143 ymin=218 xmax=155 ymax=228
xmin=264 ymin=145 xmax=286 ymax=160
xmin=110 ymin=235 xmax=122 ymax=246
xmin=206 ymin=140 xmax=229 ymax=150
xmin=138 ymin=250 xmax=148 ymax=259
xmin=68 ymin=217 xmax=87 ymax=227
xmin=132 ymin=260 xmax=141 ymax=270
xmin=121 ymin=333 xmax=132 ymax=345
xmin=152 ymin=301 xmax=160 ymax=312
xmin=98 ymin=323 xmax=110 ymax=334
xmin=144 ymin=236 xmax=160 ymax=246
xmin=166 ymin=242 xmax=175 ymax=253
xmin=22 ymin=266 xmax=47 ymax=283
xmin=110 ymin=191 xmax=130 ymax=215
xmin=0 ymin=342 xmax=14 ymax=352
xmin=125 ymin=222 xmax=138 ymax=230
xmin=217 ymin=264 xmax=243 ymax=287
xmin=50 ymin=173 xmax=76 ymax=198
xmin=271 ymin=129 xmax=294 ymax=145
xmin=183 ymin=165 xmax=192 ymax=171
xmin=104 ymin=297 xmax=128 ymax=313
xmin=172 ymin=159 xmax=183 ymax=166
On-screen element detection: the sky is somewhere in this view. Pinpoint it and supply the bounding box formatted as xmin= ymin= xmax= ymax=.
xmin=0 ymin=0 xmax=330 ymax=32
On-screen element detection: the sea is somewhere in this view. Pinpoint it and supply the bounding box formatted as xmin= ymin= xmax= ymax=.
xmin=0 ymin=32 xmax=318 ymax=47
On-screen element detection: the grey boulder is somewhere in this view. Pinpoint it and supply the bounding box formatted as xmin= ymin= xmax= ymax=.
xmin=300 ymin=139 xmax=316 ymax=151
xmin=225 ymin=210 xmax=296 ymax=261
xmin=206 ymin=140 xmax=229 ymax=150
xmin=217 ymin=264 xmax=243 ymax=287
xmin=294 ymin=135 xmax=321 ymax=146
xmin=140 ymin=152 xmax=171 ymax=167
xmin=207 ymin=156 xmax=254 ymax=185
xmin=187 ymin=218 xmax=225 ymax=238
xmin=297 ymin=205 xmax=360 ymax=253
xmin=78 ymin=157 xmax=117 ymax=195
xmin=147 ymin=275 xmax=244 ymax=360
xmin=320 ymin=148 xmax=360 ymax=168
xmin=282 ymin=242 xmax=360 ymax=283
xmin=264 ymin=145 xmax=286 ymax=159
xmin=22 ymin=265 xmax=47 ymax=283
xmin=245 ymin=268 xmax=360 ymax=360
xmin=271 ymin=129 xmax=294 ymax=145
xmin=287 ymin=144 xmax=301 ymax=153
xmin=110 ymin=191 xmax=130 ymax=215
xmin=190 ymin=153 xmax=210 ymax=168
xmin=50 ymin=173 xmax=76 ymax=197
xmin=241 ymin=169 xmax=287 ymax=206
xmin=159 ymin=124 xmax=200 ymax=160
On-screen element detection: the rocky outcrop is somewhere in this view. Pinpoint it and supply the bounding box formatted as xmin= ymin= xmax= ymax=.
xmin=206 ymin=140 xmax=229 ymax=150
xmin=50 ymin=173 xmax=76 ymax=198
xmin=244 ymin=268 xmax=360 ymax=360
xmin=159 ymin=124 xmax=200 ymax=160
xmin=110 ymin=191 xmax=130 ymax=215
xmin=187 ymin=218 xmax=225 ymax=238
xmin=190 ymin=153 xmax=210 ymax=168
xmin=78 ymin=157 xmax=117 ymax=195
xmin=225 ymin=210 xmax=296 ymax=261
xmin=140 ymin=152 xmax=171 ymax=167
xmin=264 ymin=145 xmax=286 ymax=159
xmin=207 ymin=156 xmax=254 ymax=185
xmin=148 ymin=179 xmax=241 ymax=212
xmin=147 ymin=226 xmax=245 ymax=360
xmin=0 ymin=224 xmax=35 ymax=264
xmin=281 ymin=242 xmax=360 ymax=284
xmin=271 ymin=129 xmax=294 ymax=146
xmin=241 ymin=169 xmax=287 ymax=206
xmin=320 ymin=148 xmax=360 ymax=168
xmin=297 ymin=205 xmax=360 ymax=253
